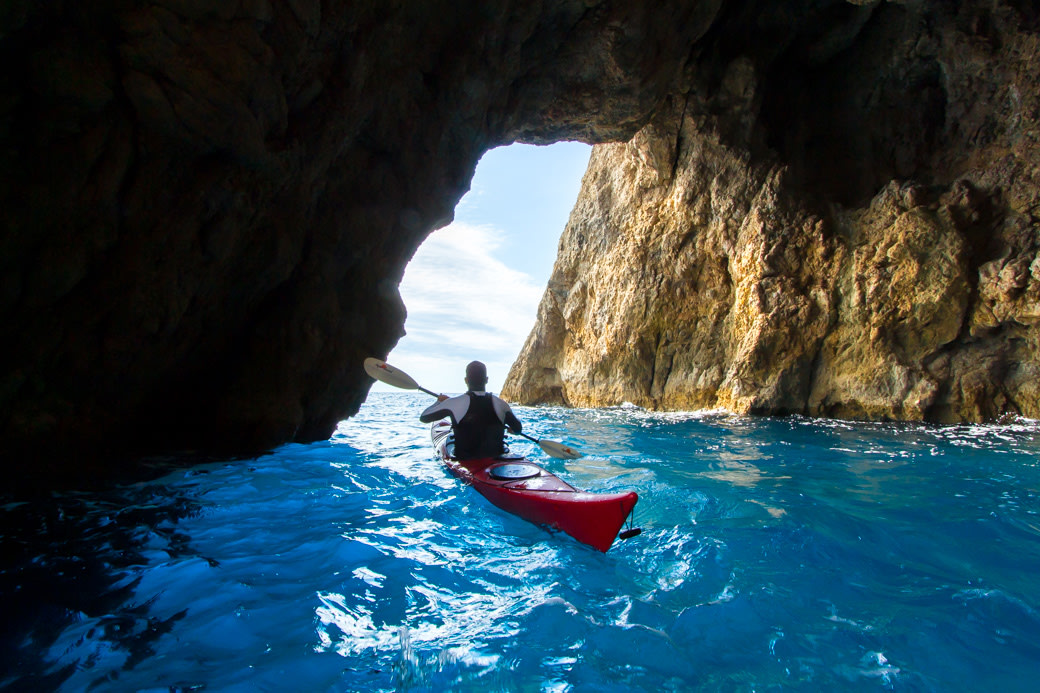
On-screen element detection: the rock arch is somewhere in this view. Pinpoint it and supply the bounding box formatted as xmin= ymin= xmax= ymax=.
xmin=2 ymin=1 xmax=1038 ymax=483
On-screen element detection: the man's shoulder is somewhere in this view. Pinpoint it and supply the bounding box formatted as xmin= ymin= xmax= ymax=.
xmin=489 ymin=393 xmax=514 ymax=410
xmin=422 ymin=393 xmax=464 ymax=410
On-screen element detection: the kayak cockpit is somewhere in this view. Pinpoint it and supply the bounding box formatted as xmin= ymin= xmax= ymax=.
xmin=487 ymin=463 xmax=541 ymax=480
xmin=429 ymin=420 xmax=638 ymax=551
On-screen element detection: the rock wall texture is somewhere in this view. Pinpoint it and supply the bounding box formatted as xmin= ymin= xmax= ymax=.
xmin=504 ymin=1 xmax=1040 ymax=422
xmin=4 ymin=1 xmax=1039 ymax=484
xmin=2 ymin=0 xmax=719 ymax=481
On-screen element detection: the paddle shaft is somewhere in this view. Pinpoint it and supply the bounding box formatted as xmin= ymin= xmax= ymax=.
xmin=427 ymin=391 xmax=564 ymax=454
xmin=516 ymin=431 xmax=543 ymax=445
xmin=364 ymin=357 xmax=582 ymax=459
xmin=422 ymin=387 xmax=523 ymax=437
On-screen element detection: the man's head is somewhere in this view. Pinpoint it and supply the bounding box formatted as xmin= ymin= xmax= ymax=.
xmin=465 ymin=361 xmax=488 ymax=391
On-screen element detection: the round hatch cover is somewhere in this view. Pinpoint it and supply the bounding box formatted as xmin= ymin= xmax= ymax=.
xmin=488 ymin=463 xmax=541 ymax=480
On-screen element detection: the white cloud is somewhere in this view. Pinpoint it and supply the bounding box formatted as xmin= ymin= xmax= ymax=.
xmin=384 ymin=222 xmax=544 ymax=394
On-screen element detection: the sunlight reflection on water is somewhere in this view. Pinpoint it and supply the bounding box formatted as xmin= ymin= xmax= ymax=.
xmin=2 ymin=395 xmax=1040 ymax=691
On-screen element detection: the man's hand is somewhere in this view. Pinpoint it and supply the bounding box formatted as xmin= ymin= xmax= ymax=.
xmin=436 ymin=394 xmax=449 ymax=402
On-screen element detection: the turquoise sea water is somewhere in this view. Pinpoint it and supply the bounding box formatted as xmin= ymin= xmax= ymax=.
xmin=3 ymin=392 xmax=1040 ymax=691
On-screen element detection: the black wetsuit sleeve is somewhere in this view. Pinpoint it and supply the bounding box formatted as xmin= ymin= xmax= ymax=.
xmin=504 ymin=410 xmax=522 ymax=434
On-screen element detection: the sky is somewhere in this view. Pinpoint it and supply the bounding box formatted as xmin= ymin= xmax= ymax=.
xmin=374 ymin=141 xmax=592 ymax=395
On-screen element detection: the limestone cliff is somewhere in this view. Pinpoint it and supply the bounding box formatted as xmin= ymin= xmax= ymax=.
xmin=505 ymin=1 xmax=1040 ymax=421
xmin=4 ymin=1 xmax=1040 ymax=486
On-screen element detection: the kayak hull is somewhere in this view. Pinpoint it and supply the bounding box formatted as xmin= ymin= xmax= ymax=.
xmin=431 ymin=422 xmax=637 ymax=552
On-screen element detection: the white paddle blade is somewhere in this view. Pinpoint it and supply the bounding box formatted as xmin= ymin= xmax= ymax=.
xmin=539 ymin=439 xmax=583 ymax=460
xmin=364 ymin=358 xmax=420 ymax=390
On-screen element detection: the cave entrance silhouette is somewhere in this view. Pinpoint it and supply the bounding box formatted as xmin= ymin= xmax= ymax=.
xmin=383 ymin=142 xmax=592 ymax=395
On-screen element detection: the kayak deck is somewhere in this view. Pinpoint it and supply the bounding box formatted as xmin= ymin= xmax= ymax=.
xmin=431 ymin=422 xmax=637 ymax=552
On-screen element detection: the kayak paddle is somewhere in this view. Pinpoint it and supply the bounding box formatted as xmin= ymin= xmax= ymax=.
xmin=511 ymin=431 xmax=582 ymax=460
xmin=364 ymin=357 xmax=583 ymax=460
xmin=363 ymin=357 xmax=439 ymax=397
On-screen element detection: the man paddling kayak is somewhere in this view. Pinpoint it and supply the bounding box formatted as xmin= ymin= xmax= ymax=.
xmin=419 ymin=361 xmax=522 ymax=460
xmin=365 ymin=356 xmax=641 ymax=550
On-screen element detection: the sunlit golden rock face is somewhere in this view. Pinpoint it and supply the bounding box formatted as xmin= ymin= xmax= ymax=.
xmin=3 ymin=1 xmax=1039 ymax=484
xmin=505 ymin=3 xmax=1040 ymax=422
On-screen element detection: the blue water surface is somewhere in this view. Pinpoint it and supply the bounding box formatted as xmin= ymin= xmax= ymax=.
xmin=2 ymin=393 xmax=1040 ymax=691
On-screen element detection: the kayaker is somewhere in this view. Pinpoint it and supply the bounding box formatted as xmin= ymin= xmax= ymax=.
xmin=419 ymin=361 xmax=522 ymax=460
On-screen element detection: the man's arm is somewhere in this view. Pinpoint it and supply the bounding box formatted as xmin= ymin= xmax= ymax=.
xmin=492 ymin=396 xmax=522 ymax=433
xmin=504 ymin=409 xmax=522 ymax=434
xmin=419 ymin=394 xmax=466 ymax=424
xmin=419 ymin=403 xmax=451 ymax=424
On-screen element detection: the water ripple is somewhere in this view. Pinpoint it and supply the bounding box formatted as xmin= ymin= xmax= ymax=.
xmin=2 ymin=393 xmax=1040 ymax=691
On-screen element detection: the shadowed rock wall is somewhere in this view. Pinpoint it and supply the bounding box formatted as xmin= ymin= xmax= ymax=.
xmin=4 ymin=1 xmax=1040 ymax=485
xmin=1 ymin=0 xmax=719 ymax=481
xmin=504 ymin=1 xmax=1040 ymax=421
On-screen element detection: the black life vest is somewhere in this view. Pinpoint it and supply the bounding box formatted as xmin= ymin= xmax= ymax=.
xmin=453 ymin=392 xmax=506 ymax=460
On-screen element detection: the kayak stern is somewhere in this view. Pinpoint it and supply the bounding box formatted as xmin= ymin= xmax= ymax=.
xmin=431 ymin=421 xmax=638 ymax=552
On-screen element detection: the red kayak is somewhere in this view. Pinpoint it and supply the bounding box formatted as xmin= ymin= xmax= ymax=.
xmin=431 ymin=422 xmax=638 ymax=552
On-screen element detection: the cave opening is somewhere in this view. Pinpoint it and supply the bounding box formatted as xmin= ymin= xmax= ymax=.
xmin=379 ymin=141 xmax=591 ymax=395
